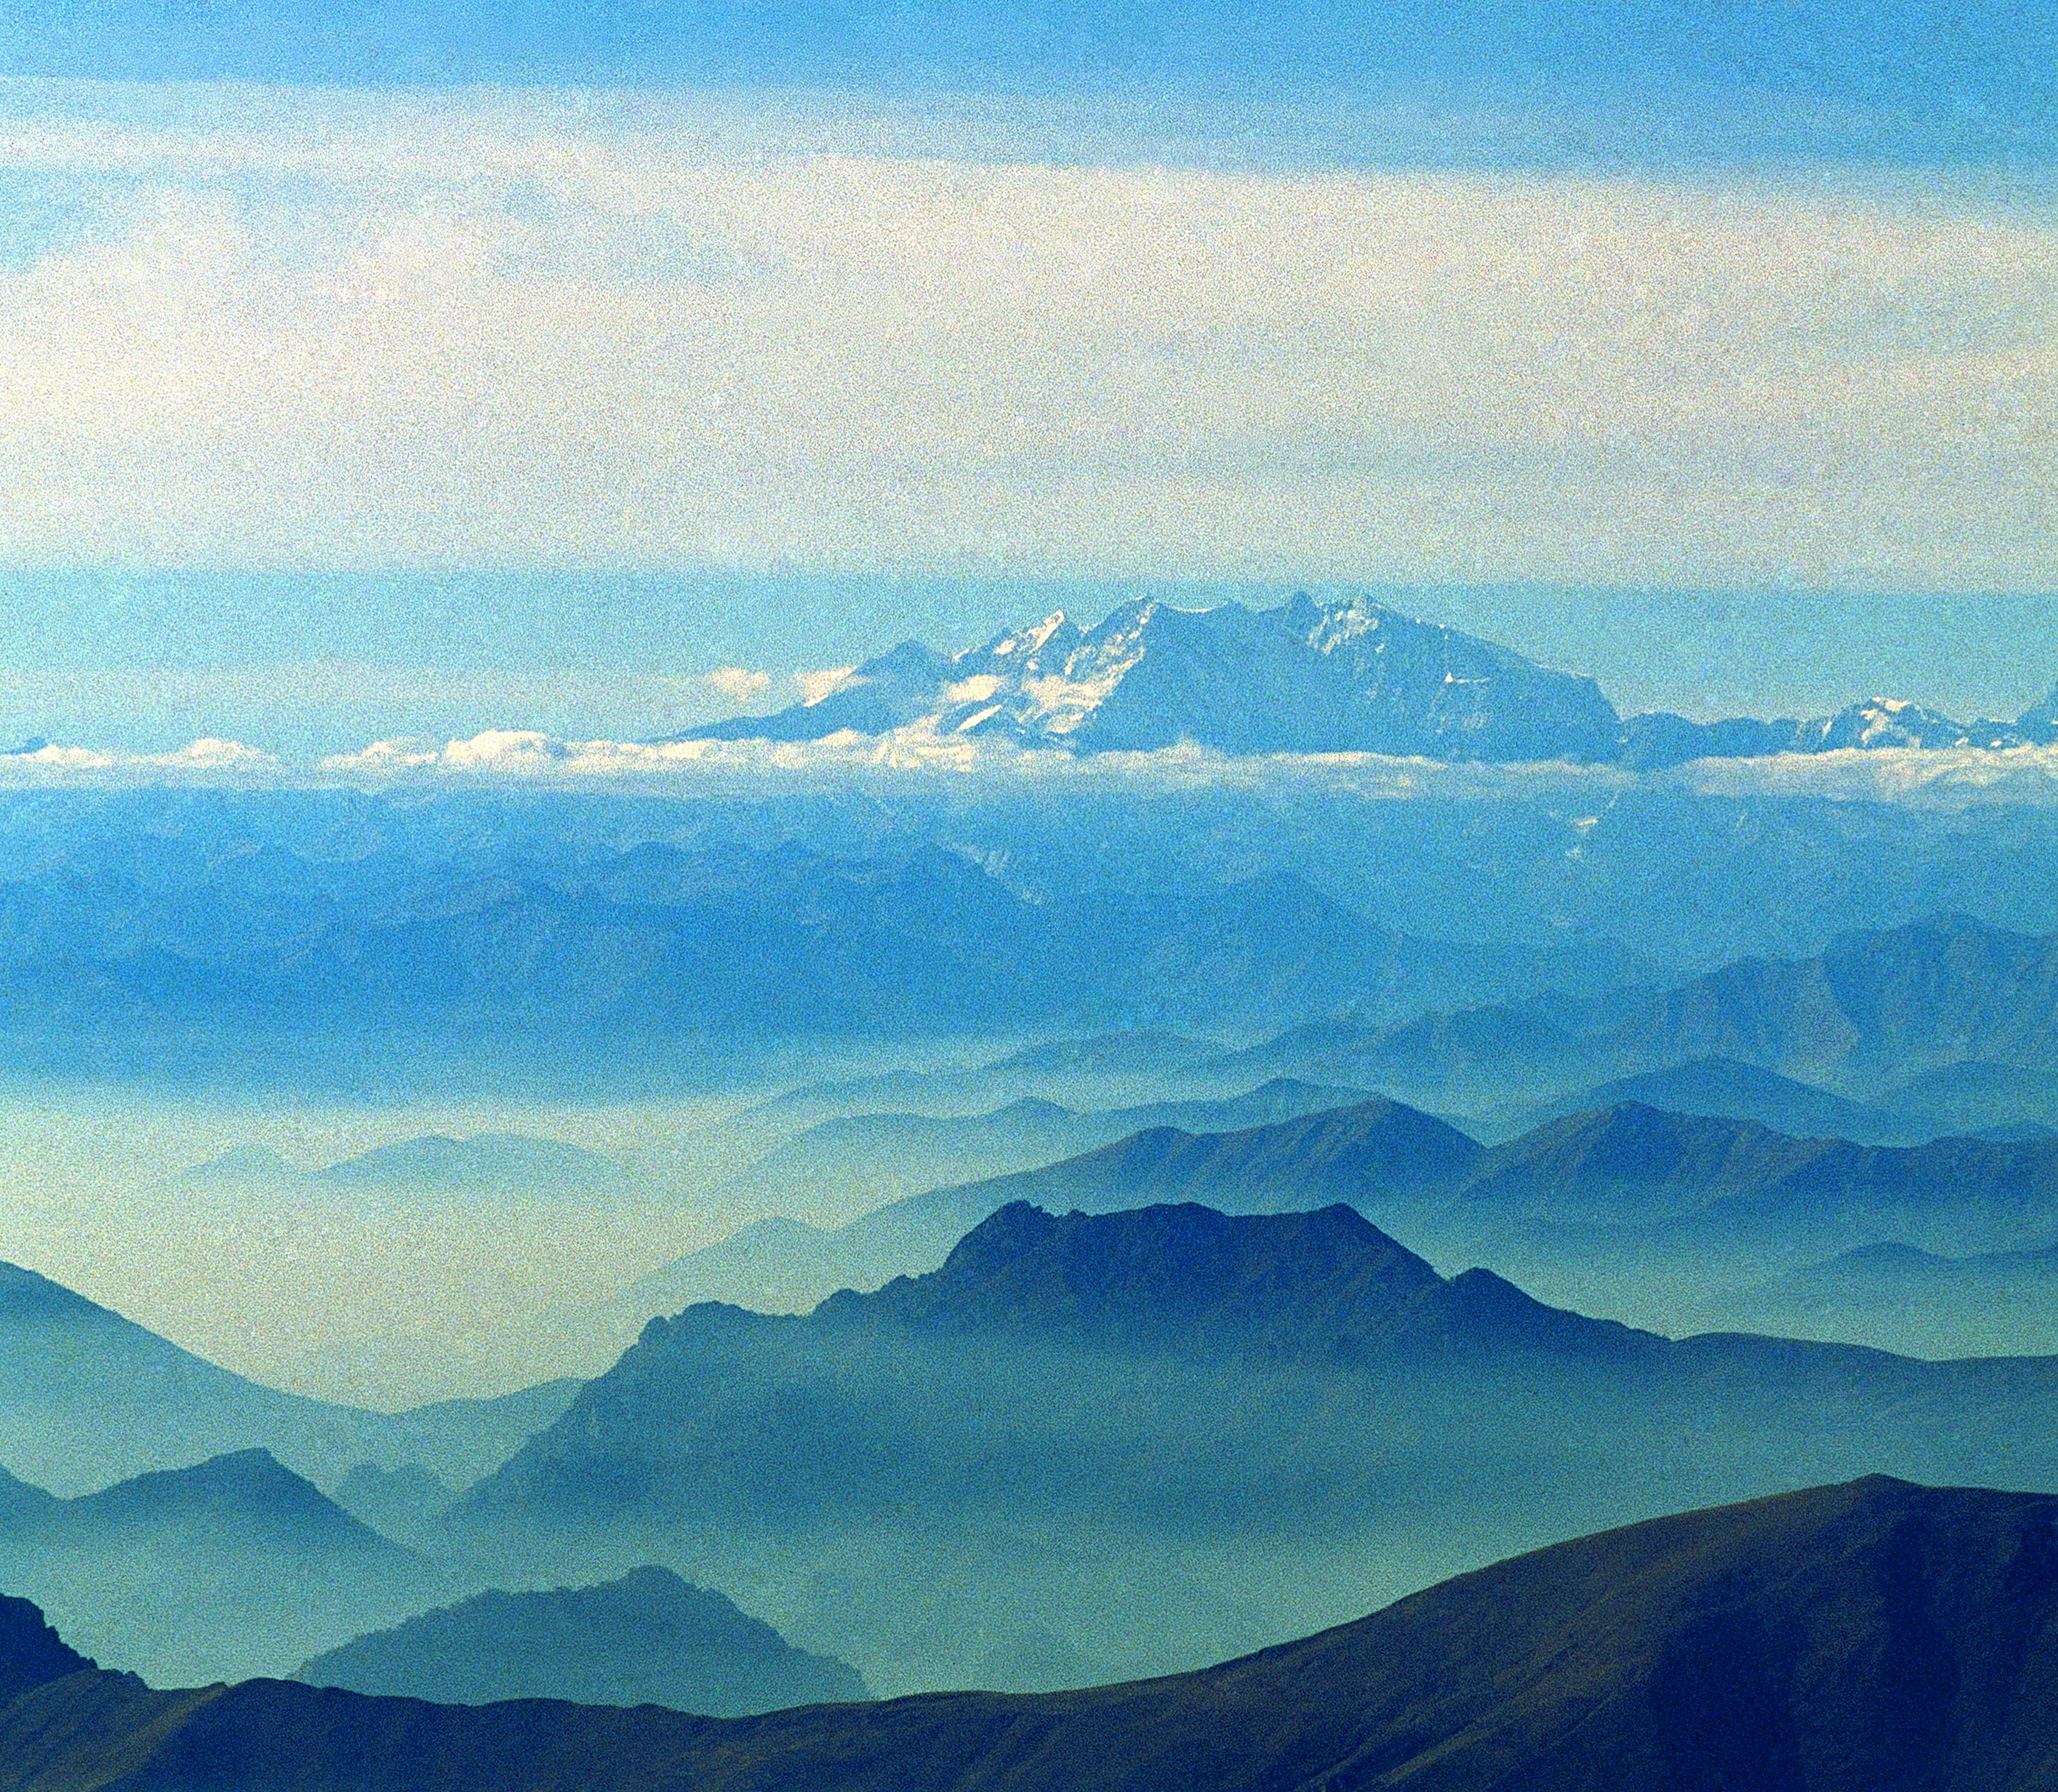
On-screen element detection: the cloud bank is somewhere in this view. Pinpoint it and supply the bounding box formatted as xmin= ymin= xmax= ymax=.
xmin=315 ymin=730 xmax=2058 ymax=809
xmin=8 ymin=720 xmax=2057 ymax=811
xmin=0 ymin=84 xmax=2051 ymax=591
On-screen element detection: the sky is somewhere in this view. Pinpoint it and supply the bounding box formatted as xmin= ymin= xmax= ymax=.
xmin=0 ymin=1 xmax=2052 ymax=749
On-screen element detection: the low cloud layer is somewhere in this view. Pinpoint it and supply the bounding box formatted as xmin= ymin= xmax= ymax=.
xmin=0 ymin=85 xmax=2051 ymax=591
xmin=8 ymin=719 xmax=2058 ymax=811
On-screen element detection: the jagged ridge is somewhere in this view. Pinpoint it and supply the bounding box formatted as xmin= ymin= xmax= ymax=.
xmin=683 ymin=592 xmax=2058 ymax=764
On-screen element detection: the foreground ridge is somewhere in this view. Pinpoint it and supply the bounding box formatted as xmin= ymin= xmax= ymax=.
xmin=6 ymin=1477 xmax=2058 ymax=1789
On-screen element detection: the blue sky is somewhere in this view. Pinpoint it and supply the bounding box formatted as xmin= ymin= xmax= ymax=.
xmin=3 ymin=0 xmax=2051 ymax=130
xmin=0 ymin=1 xmax=2051 ymax=751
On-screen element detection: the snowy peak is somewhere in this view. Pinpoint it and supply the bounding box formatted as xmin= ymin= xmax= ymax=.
xmin=688 ymin=593 xmax=1622 ymax=762
xmin=1798 ymin=697 xmax=1980 ymax=752
xmin=955 ymin=610 xmax=1084 ymax=676
xmin=682 ymin=598 xmax=2058 ymax=767
xmin=1627 ymin=684 xmax=2058 ymax=767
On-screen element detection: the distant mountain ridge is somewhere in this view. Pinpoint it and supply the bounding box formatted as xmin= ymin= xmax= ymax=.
xmin=637 ymin=1067 xmax=2058 ymax=1314
xmin=311 ymin=1132 xmax=626 ymax=1194
xmin=9 ymin=1478 xmax=2058 ymax=1790
xmin=1517 ymin=1056 xmax=1923 ymax=1143
xmin=621 ymin=1097 xmax=1477 ymax=1316
xmin=813 ymin=1202 xmax=1633 ymax=1367
xmin=0 ymin=823 xmax=1649 ymax=1053
xmin=968 ymin=1094 xmax=2058 ymax=1258
xmin=5 ymin=787 xmax=2055 ymax=1074
xmin=0 ymin=1256 xmax=580 ymax=1494
xmin=686 ymin=593 xmax=2058 ymax=765
xmin=455 ymin=1185 xmax=2058 ymax=1700
xmin=173 ymin=1130 xmax=630 ymax=1198
xmin=1242 ymin=913 xmax=2058 ymax=1107
xmin=712 ymin=1076 xmax=1377 ymax=1219
xmin=297 ymin=1566 xmax=867 ymax=1714
xmin=0 ymin=1448 xmax=441 ymax=1686
xmin=1708 ymin=1239 xmax=2058 ymax=1360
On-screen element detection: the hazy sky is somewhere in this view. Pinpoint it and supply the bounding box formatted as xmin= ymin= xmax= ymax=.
xmin=0 ymin=1 xmax=2052 ymax=743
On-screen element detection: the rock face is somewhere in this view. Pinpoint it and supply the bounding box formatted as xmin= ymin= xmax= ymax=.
xmin=297 ymin=1566 xmax=867 ymax=1714
xmin=8 ymin=1479 xmax=2058 ymax=1789
xmin=687 ymin=594 xmax=1626 ymax=761
xmin=0 ymin=1594 xmax=92 ymax=1707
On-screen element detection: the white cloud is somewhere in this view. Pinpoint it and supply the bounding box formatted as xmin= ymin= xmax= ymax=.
xmin=0 ymin=737 xmax=277 ymax=779
xmin=791 ymin=666 xmax=856 ymax=705
xmin=0 ymin=85 xmax=2049 ymax=590
xmin=8 ymin=709 xmax=2058 ymax=808
xmin=294 ymin=724 xmax=2058 ymax=810
xmin=704 ymin=665 xmax=772 ymax=704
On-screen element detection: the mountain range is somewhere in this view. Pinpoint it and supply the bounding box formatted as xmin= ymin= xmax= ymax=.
xmin=611 ymin=1095 xmax=1472 ymax=1318
xmin=456 ymin=1199 xmax=2058 ymax=1689
xmin=3 ymin=788 xmax=2058 ymax=1076
xmin=628 ymin=1078 xmax=1379 ymax=1311
xmin=0 ymin=1256 xmax=579 ymax=1493
xmin=9 ymin=1477 xmax=2058 ymax=1789
xmin=0 ymin=1448 xmax=443 ymax=1686
xmin=637 ymin=1079 xmax=2058 ymax=1320
xmin=171 ymin=1131 xmax=634 ymax=1202
xmin=688 ymin=593 xmax=2058 ymax=765
xmin=1710 ymin=1239 xmax=2058 ymax=1360
xmin=297 ymin=1566 xmax=867 ymax=1714
xmin=728 ymin=1030 xmax=1222 ymax=1136
xmin=1509 ymin=1055 xmax=1925 ymax=1143
xmin=0 ymin=809 xmax=1650 ymax=1063
xmin=1238 ymin=912 xmax=2058 ymax=1118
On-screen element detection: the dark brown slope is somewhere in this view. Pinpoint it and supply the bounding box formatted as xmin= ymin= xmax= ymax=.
xmin=7 ymin=1477 xmax=2058 ymax=1791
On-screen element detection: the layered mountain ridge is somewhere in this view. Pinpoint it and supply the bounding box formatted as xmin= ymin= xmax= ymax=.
xmin=635 ymin=1040 xmax=2058 ymax=1321
xmin=0 ymin=1256 xmax=581 ymax=1494
xmin=297 ymin=1566 xmax=867 ymax=1714
xmin=1247 ymin=911 xmax=2058 ymax=1100
xmin=685 ymin=592 xmax=2058 ymax=765
xmin=9 ymin=1478 xmax=2058 ymax=1790
xmin=454 ymin=1193 xmax=2058 ymax=1695
xmin=0 ymin=1447 xmax=443 ymax=1686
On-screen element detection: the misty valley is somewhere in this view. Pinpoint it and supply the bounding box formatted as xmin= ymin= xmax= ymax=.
xmin=0 ymin=0 xmax=2050 ymax=1738
xmin=3 ymin=588 xmax=2058 ymax=1789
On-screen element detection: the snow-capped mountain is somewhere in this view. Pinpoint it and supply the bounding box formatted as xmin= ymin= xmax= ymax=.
xmin=688 ymin=595 xmax=2058 ymax=765
xmin=689 ymin=595 xmax=1625 ymax=761
xmin=1626 ymin=693 xmax=2050 ymax=767
xmin=1798 ymin=698 xmax=1996 ymax=752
